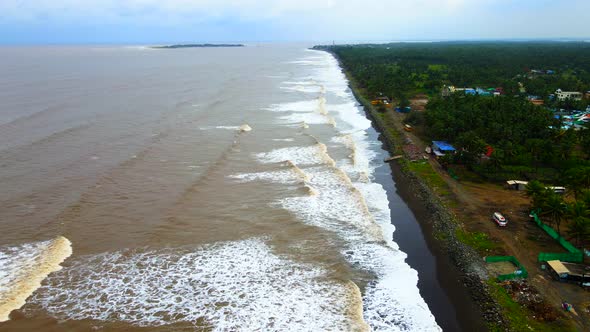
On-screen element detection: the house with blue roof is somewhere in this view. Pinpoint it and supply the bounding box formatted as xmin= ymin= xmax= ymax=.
xmin=431 ymin=141 xmax=456 ymax=157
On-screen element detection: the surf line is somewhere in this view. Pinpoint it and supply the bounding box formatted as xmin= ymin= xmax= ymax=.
xmin=0 ymin=236 xmax=73 ymax=322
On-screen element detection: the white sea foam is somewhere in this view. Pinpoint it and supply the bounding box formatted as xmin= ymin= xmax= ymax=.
xmin=297 ymin=51 xmax=351 ymax=98
xmin=278 ymin=112 xmax=331 ymax=126
xmin=280 ymin=85 xmax=323 ymax=94
xmin=265 ymin=162 xmax=381 ymax=241
xmin=266 ymin=99 xmax=324 ymax=113
xmin=255 ymin=144 xmax=334 ymax=166
xmin=238 ymin=124 xmax=252 ymax=132
xmin=240 ymin=160 xmax=440 ymax=330
xmin=228 ymin=170 xmax=302 ymax=184
xmin=286 ymin=58 xmax=324 ymax=65
xmin=281 ymin=80 xmax=318 ymax=86
xmin=332 ymin=131 xmax=378 ymax=175
xmin=244 ymin=167 xmax=439 ymax=327
xmin=246 ymin=50 xmax=442 ymax=331
xmin=0 ymin=237 xmax=72 ymax=321
xmin=323 ymin=102 xmax=371 ymax=132
xmin=199 ymin=126 xmax=241 ymax=130
xmin=28 ymin=239 xmax=368 ymax=331
xmin=345 ymin=243 xmax=440 ymax=331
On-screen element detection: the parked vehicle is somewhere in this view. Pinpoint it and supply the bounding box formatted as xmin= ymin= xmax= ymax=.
xmin=492 ymin=212 xmax=507 ymax=226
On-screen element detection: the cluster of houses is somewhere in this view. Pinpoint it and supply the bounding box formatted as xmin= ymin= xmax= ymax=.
xmin=527 ymin=69 xmax=556 ymax=78
xmin=505 ymin=180 xmax=566 ymax=194
xmin=554 ymin=105 xmax=590 ymax=130
xmin=527 ymin=89 xmax=586 ymax=106
xmin=441 ymin=85 xmax=504 ymax=97
xmin=443 ymin=83 xmax=589 ymax=104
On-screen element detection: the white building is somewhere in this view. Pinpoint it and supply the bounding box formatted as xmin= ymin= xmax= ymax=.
xmin=556 ymin=89 xmax=583 ymax=101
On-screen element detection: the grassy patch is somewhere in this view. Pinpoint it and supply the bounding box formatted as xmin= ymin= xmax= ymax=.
xmin=406 ymin=161 xmax=451 ymax=196
xmin=451 ymin=166 xmax=485 ymax=183
xmin=428 ymin=64 xmax=447 ymax=71
xmin=433 ymin=230 xmax=449 ymax=242
xmin=486 ymin=280 xmax=576 ymax=332
xmin=455 ymin=228 xmax=497 ymax=253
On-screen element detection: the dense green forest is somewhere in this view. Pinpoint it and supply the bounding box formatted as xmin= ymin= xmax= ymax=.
xmin=316 ymin=42 xmax=590 ymax=107
xmin=316 ymin=42 xmax=590 ymax=244
xmin=315 ymin=42 xmax=590 ymax=182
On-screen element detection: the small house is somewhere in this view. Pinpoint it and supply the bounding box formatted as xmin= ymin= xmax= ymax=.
xmin=441 ymin=85 xmax=453 ymax=97
xmin=475 ymin=88 xmax=492 ymax=96
xmin=546 ymin=186 xmax=566 ymax=194
xmin=376 ymin=96 xmax=390 ymax=104
xmin=547 ymin=260 xmax=570 ymax=280
xmin=546 ymin=260 xmax=590 ymax=283
xmin=527 ymin=95 xmax=545 ymax=105
xmin=371 ymin=96 xmax=390 ymax=105
xmin=431 ymin=141 xmax=456 ymax=157
xmin=506 ymin=180 xmax=528 ymax=191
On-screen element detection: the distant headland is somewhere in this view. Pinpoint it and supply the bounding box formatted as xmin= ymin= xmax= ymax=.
xmin=152 ymin=44 xmax=244 ymax=49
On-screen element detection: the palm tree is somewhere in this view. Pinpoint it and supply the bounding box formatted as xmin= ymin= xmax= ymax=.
xmin=566 ymin=201 xmax=589 ymax=221
xmin=526 ymin=180 xmax=545 ymax=198
xmin=455 ymin=131 xmax=487 ymax=168
xmin=581 ymin=189 xmax=590 ymax=208
xmin=543 ymin=194 xmax=567 ymax=235
xmin=565 ymin=201 xmax=590 ymax=246
xmin=567 ymin=217 xmax=590 ymax=247
xmin=502 ymin=141 xmax=518 ymax=163
xmin=526 ymin=180 xmax=552 ymax=212
xmin=487 ymin=148 xmax=504 ymax=172
xmin=525 ymin=138 xmax=545 ymax=171
xmin=564 ymin=167 xmax=590 ymax=199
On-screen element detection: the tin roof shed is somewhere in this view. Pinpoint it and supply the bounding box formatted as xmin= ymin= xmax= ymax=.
xmin=547 ymin=260 xmax=569 ymax=275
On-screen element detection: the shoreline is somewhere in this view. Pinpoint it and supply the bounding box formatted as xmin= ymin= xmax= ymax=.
xmin=368 ymin=126 xmax=487 ymax=331
xmin=325 ymin=50 xmax=509 ymax=330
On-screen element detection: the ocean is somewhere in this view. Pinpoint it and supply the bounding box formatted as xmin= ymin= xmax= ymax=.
xmin=0 ymin=44 xmax=442 ymax=331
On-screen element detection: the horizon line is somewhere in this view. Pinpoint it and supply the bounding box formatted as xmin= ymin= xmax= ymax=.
xmin=1 ymin=37 xmax=589 ymax=47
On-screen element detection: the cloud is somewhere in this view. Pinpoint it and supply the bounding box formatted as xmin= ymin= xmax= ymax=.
xmin=0 ymin=0 xmax=338 ymax=23
xmin=0 ymin=0 xmax=475 ymax=24
xmin=0 ymin=0 xmax=588 ymax=43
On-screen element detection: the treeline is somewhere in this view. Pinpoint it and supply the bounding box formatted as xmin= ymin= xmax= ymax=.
xmin=317 ymin=42 xmax=590 ymax=183
xmin=421 ymin=94 xmax=590 ymax=183
xmin=318 ymin=42 xmax=590 ymax=244
xmin=317 ymin=42 xmax=590 ymax=101
xmin=319 ymin=42 xmax=590 ymax=246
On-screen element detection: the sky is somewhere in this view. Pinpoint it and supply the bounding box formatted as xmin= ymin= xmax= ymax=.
xmin=0 ymin=0 xmax=589 ymax=44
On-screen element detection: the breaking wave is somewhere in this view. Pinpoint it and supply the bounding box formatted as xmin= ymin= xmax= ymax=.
xmin=0 ymin=236 xmax=72 ymax=322
xmin=27 ymin=239 xmax=369 ymax=331
xmin=255 ymin=143 xmax=335 ymax=167
xmin=229 ymin=49 xmax=441 ymax=331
